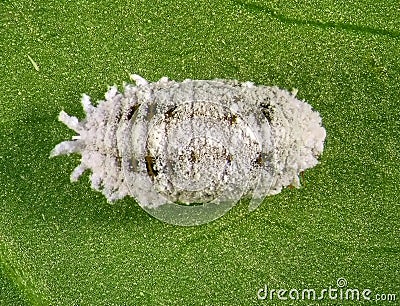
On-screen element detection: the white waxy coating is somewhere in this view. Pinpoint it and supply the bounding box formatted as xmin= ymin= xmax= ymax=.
xmin=50 ymin=75 xmax=326 ymax=225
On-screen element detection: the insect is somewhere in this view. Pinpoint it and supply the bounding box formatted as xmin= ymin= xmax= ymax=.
xmin=50 ymin=75 xmax=326 ymax=225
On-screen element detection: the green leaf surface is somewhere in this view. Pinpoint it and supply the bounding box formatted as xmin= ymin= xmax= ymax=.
xmin=1 ymin=0 xmax=399 ymax=305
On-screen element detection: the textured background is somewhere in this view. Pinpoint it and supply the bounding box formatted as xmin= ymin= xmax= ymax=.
xmin=1 ymin=0 xmax=399 ymax=304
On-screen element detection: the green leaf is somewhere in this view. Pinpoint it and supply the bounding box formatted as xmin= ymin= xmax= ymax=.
xmin=1 ymin=0 xmax=399 ymax=304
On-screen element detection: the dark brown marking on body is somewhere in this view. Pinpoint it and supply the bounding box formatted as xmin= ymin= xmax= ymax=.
xmin=145 ymin=154 xmax=158 ymax=179
xmin=126 ymin=104 xmax=140 ymax=120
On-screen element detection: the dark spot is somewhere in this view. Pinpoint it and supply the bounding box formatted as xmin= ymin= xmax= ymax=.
xmin=260 ymin=101 xmax=274 ymax=122
xmin=190 ymin=150 xmax=197 ymax=163
xmin=253 ymin=152 xmax=273 ymax=167
xmin=254 ymin=152 xmax=264 ymax=166
xmin=230 ymin=114 xmax=237 ymax=125
xmin=300 ymin=171 xmax=306 ymax=186
xmin=145 ymin=154 xmax=158 ymax=179
xmin=253 ymin=152 xmax=275 ymax=171
xmin=165 ymin=106 xmax=177 ymax=118
xmin=224 ymin=113 xmax=237 ymax=125
xmin=226 ymin=154 xmax=232 ymax=165
xmin=126 ymin=104 xmax=140 ymax=120
xmin=232 ymin=96 xmax=241 ymax=103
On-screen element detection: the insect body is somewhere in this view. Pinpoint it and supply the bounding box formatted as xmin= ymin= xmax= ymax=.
xmin=50 ymin=75 xmax=326 ymax=225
